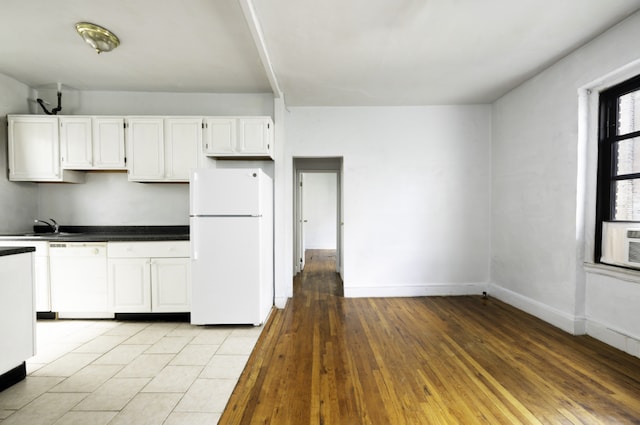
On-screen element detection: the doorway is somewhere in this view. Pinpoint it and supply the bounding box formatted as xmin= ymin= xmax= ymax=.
xmin=293 ymin=157 xmax=343 ymax=278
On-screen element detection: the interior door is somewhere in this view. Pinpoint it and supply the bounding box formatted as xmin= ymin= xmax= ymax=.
xmin=297 ymin=172 xmax=306 ymax=272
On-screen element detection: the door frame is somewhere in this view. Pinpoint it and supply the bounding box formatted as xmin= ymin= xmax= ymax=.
xmin=293 ymin=157 xmax=343 ymax=277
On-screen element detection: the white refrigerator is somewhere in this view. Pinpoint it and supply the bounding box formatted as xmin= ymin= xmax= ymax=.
xmin=189 ymin=168 xmax=273 ymax=325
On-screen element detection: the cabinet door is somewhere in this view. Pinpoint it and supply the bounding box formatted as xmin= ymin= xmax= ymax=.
xmin=238 ymin=118 xmax=272 ymax=155
xmin=109 ymin=258 xmax=151 ymax=313
xmin=164 ymin=118 xmax=202 ymax=181
xmin=93 ymin=117 xmax=126 ymax=169
xmin=204 ymin=118 xmax=236 ymax=155
xmin=151 ymin=258 xmax=190 ymax=312
xmin=60 ymin=117 xmax=93 ymax=169
xmin=126 ymin=118 xmax=165 ymax=181
xmin=8 ymin=116 xmax=61 ymax=181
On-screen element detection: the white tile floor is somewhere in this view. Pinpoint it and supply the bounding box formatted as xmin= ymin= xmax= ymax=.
xmin=0 ymin=319 xmax=262 ymax=424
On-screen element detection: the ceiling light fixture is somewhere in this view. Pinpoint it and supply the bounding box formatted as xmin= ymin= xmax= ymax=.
xmin=75 ymin=22 xmax=120 ymax=54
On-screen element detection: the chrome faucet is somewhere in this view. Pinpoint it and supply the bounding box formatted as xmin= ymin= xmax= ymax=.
xmin=34 ymin=218 xmax=59 ymax=233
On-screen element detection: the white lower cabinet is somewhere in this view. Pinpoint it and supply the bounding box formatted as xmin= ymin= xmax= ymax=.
xmin=108 ymin=241 xmax=190 ymax=313
xmin=109 ymin=258 xmax=151 ymax=312
xmin=151 ymin=258 xmax=191 ymax=312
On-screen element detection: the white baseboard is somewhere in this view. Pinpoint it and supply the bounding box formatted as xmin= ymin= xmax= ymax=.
xmin=344 ymin=282 xmax=487 ymax=298
xmin=274 ymin=297 xmax=288 ymax=309
xmin=586 ymin=319 xmax=640 ymax=358
xmin=488 ymin=283 xmax=586 ymax=335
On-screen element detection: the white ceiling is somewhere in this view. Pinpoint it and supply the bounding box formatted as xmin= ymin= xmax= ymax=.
xmin=1 ymin=0 xmax=639 ymax=106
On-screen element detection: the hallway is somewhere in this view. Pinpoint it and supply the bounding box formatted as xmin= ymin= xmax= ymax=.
xmin=221 ymin=249 xmax=640 ymax=424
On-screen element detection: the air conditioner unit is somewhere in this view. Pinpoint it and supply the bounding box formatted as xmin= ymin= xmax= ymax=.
xmin=601 ymin=222 xmax=640 ymax=269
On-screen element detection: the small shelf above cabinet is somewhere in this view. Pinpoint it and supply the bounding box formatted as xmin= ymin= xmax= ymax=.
xmin=204 ymin=117 xmax=273 ymax=159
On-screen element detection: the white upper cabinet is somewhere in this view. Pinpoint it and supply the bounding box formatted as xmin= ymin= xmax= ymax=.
xmin=238 ymin=118 xmax=272 ymax=155
xmin=127 ymin=117 xmax=202 ymax=182
xmin=60 ymin=116 xmax=92 ymax=168
xmin=164 ymin=117 xmax=203 ymax=181
xmin=204 ymin=116 xmax=273 ymax=159
xmin=203 ymin=118 xmax=236 ymax=155
xmin=60 ymin=116 xmax=125 ymax=170
xmin=7 ymin=114 xmax=269 ymax=183
xmin=126 ymin=117 xmax=165 ymax=181
xmin=92 ymin=117 xmax=126 ymax=169
xmin=8 ymin=115 xmax=84 ymax=183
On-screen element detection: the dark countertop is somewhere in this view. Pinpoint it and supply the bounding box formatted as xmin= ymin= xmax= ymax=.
xmin=0 ymin=247 xmax=36 ymax=257
xmin=0 ymin=226 xmax=189 ymax=242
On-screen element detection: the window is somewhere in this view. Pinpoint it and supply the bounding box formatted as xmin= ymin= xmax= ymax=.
xmin=595 ymin=74 xmax=640 ymax=261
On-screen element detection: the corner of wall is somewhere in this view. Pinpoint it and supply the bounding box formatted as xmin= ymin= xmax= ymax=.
xmin=488 ymin=283 xmax=586 ymax=335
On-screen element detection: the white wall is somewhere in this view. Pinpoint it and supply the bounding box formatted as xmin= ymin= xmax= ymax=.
xmin=285 ymin=105 xmax=492 ymax=297
xmin=38 ymin=172 xmax=190 ymax=225
xmin=491 ymin=10 xmax=640 ymax=348
xmin=36 ymin=90 xmax=274 ymax=117
xmin=0 ymin=73 xmax=38 ymax=232
xmin=302 ymin=172 xmax=337 ymax=249
xmin=36 ymin=90 xmax=274 ymax=225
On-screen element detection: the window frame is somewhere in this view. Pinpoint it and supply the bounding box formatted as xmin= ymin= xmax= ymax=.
xmin=595 ymin=74 xmax=640 ymax=262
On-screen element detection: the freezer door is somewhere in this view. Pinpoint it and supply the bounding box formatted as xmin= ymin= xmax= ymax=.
xmin=190 ymin=216 xmax=264 ymax=325
xmin=190 ymin=168 xmax=264 ymax=216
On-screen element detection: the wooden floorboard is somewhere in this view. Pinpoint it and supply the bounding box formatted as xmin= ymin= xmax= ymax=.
xmin=220 ymin=249 xmax=640 ymax=424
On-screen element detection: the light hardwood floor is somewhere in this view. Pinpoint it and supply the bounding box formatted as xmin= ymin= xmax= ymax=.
xmin=221 ymin=249 xmax=640 ymax=424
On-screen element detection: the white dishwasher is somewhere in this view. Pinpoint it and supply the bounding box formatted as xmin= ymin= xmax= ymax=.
xmin=49 ymin=242 xmax=112 ymax=318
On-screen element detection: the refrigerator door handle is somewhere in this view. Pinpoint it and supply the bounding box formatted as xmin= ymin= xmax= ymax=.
xmin=192 ymin=220 xmax=198 ymax=260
